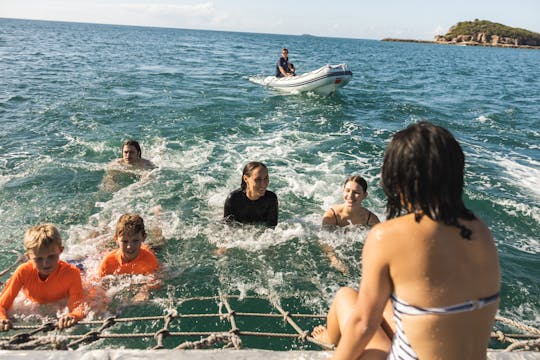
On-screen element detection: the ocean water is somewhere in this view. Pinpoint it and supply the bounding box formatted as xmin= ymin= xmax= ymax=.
xmin=0 ymin=18 xmax=538 ymax=349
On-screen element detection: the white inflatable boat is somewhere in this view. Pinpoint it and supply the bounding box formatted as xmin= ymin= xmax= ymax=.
xmin=263 ymin=64 xmax=352 ymax=96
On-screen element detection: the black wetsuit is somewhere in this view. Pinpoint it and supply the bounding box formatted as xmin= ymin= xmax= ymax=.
xmin=223 ymin=189 xmax=278 ymax=227
xmin=276 ymin=57 xmax=289 ymax=77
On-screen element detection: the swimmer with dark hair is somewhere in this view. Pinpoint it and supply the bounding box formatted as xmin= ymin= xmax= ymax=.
xmin=112 ymin=139 xmax=156 ymax=170
xmin=224 ymin=161 xmax=278 ymax=227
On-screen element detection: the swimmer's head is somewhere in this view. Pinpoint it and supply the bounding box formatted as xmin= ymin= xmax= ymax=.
xmin=344 ymin=175 xmax=367 ymax=193
xmin=115 ymin=213 xmax=146 ymax=237
xmin=24 ymin=224 xmax=64 ymax=277
xmin=24 ymin=224 xmax=63 ymax=253
xmin=114 ymin=214 xmax=147 ymax=263
xmin=381 ymin=121 xmax=473 ymax=233
xmin=122 ymin=140 xmax=142 ymax=164
xmin=240 ymin=162 xmax=268 ymax=190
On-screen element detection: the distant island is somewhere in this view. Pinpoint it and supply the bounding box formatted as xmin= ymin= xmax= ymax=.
xmin=383 ymin=19 xmax=540 ymax=49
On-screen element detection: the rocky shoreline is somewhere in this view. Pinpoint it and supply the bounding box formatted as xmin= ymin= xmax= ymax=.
xmin=382 ymin=20 xmax=540 ymax=50
xmin=381 ymin=38 xmax=435 ymax=44
xmin=381 ymin=37 xmax=539 ymax=50
xmin=433 ymin=33 xmax=540 ymax=49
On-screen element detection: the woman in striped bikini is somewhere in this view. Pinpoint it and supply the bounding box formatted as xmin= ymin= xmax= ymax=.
xmin=312 ymin=121 xmax=501 ymax=360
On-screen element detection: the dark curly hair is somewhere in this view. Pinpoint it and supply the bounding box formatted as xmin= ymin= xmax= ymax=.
xmin=381 ymin=121 xmax=475 ymax=239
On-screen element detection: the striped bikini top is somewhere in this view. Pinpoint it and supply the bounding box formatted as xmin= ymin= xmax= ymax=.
xmin=391 ymin=292 xmax=500 ymax=316
xmin=387 ymin=292 xmax=500 ymax=360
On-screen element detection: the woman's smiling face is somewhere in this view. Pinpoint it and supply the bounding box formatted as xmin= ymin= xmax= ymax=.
xmin=343 ymin=180 xmax=366 ymax=208
xmin=243 ymin=166 xmax=269 ymax=200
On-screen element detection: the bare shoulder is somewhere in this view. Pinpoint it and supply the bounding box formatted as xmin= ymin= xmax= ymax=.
xmin=140 ymin=158 xmax=157 ymax=170
xmin=461 ymin=216 xmax=494 ymax=243
xmin=367 ymin=210 xmax=381 ymax=225
xmin=367 ymin=215 xmax=405 ymax=236
xmin=109 ymin=158 xmax=124 ymax=167
xmin=361 ymin=221 xmax=396 ymax=268
xmin=322 ymin=205 xmax=339 ymax=225
xmin=364 ymin=220 xmax=390 ymax=249
xmin=364 ymin=215 xmax=413 ymax=254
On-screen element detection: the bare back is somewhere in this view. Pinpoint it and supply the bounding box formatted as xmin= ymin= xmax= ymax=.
xmin=376 ymin=213 xmax=500 ymax=359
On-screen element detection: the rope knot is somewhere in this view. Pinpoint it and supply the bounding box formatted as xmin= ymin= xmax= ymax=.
xmin=282 ymin=311 xmax=290 ymax=322
xmin=154 ymin=328 xmax=170 ymax=340
xmin=40 ymin=321 xmax=56 ymax=333
xmin=83 ymin=330 xmax=100 ymax=342
xmin=298 ymin=330 xmax=309 ymax=341
xmin=101 ymin=316 xmax=116 ymax=329
xmin=494 ymin=330 xmax=506 ymax=342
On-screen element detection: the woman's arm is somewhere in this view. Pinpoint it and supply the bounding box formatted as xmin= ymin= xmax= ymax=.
xmin=223 ymin=193 xmax=236 ymax=222
xmin=332 ymin=227 xmax=392 ymax=359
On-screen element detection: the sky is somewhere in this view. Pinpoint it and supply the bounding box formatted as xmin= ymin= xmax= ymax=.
xmin=1 ymin=0 xmax=539 ymax=40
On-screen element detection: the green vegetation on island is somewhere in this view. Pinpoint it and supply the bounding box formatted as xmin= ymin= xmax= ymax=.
xmin=382 ymin=19 xmax=540 ymax=49
xmin=435 ymin=19 xmax=540 ymax=48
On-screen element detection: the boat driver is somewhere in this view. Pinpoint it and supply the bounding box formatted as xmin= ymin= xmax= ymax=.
xmin=276 ymin=48 xmax=295 ymax=77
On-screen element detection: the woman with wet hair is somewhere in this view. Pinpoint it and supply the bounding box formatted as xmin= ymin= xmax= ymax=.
xmin=322 ymin=175 xmax=380 ymax=227
xmin=313 ymin=122 xmax=500 ymax=360
xmin=223 ymin=161 xmax=278 ymax=227
xmin=321 ymin=175 xmax=380 ymax=274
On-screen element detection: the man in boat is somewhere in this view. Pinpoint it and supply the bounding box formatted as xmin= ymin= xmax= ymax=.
xmin=276 ymin=48 xmax=295 ymax=77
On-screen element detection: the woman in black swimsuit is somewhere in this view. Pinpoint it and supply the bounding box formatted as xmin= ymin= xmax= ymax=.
xmin=223 ymin=162 xmax=278 ymax=227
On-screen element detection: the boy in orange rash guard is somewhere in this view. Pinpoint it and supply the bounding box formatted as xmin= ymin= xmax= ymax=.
xmin=98 ymin=214 xmax=159 ymax=277
xmin=97 ymin=214 xmax=160 ymax=303
xmin=0 ymin=224 xmax=87 ymax=331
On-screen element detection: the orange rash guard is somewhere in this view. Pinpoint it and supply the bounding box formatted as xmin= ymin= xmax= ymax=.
xmin=0 ymin=260 xmax=87 ymax=320
xmin=98 ymin=245 xmax=158 ymax=277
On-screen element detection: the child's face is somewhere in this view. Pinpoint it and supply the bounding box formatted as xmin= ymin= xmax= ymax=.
xmin=116 ymin=231 xmax=145 ymax=262
xmin=26 ymin=244 xmax=63 ymax=278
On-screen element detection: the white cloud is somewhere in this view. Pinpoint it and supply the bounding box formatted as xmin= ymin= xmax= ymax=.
xmin=114 ymin=2 xmax=216 ymax=17
xmin=101 ymin=2 xmax=227 ymax=28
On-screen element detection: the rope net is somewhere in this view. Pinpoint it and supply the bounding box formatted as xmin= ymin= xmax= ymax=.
xmin=0 ymin=288 xmax=538 ymax=352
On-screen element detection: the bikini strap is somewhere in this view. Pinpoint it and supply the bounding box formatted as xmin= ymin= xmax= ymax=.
xmin=366 ymin=211 xmax=372 ymax=226
xmin=330 ymin=208 xmax=339 ymax=225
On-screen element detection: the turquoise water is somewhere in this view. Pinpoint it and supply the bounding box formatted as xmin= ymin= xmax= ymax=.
xmin=0 ymin=18 xmax=538 ymax=348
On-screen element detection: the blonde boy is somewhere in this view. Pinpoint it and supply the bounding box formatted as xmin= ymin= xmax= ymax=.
xmin=98 ymin=214 xmax=159 ymax=277
xmin=0 ymin=224 xmax=87 ymax=331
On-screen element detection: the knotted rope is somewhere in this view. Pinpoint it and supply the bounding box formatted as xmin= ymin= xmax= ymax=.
xmin=0 ymin=291 xmax=537 ymax=352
